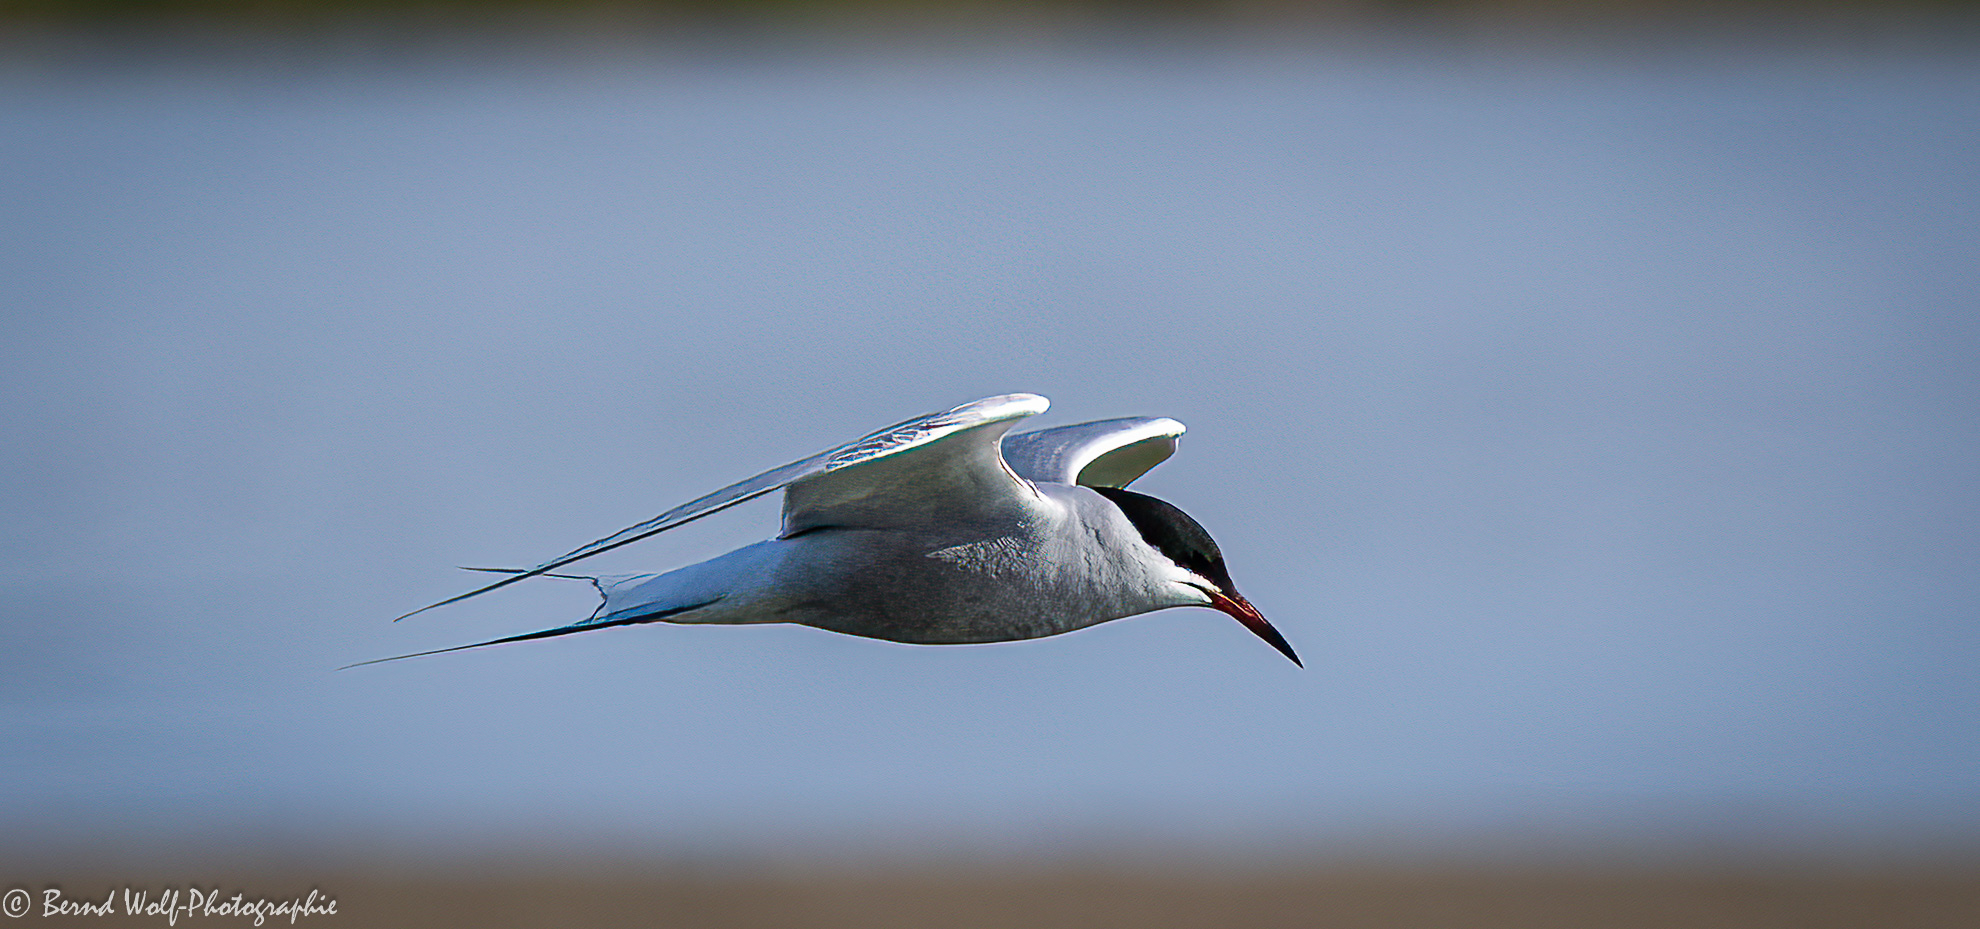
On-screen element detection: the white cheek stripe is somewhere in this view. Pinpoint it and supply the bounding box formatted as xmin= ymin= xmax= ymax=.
xmin=1160 ymin=565 xmax=1219 ymax=605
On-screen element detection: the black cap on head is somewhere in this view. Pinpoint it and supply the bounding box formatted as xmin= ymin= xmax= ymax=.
xmin=1092 ymin=487 xmax=1236 ymax=593
xmin=1091 ymin=486 xmax=1299 ymax=666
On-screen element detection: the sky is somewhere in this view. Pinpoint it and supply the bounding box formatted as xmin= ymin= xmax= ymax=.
xmin=3 ymin=34 xmax=1978 ymax=865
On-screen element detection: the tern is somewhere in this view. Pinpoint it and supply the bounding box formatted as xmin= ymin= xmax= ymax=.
xmin=353 ymin=394 xmax=1298 ymax=668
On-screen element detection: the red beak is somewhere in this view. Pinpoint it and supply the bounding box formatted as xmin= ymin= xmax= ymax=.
xmin=1208 ymin=590 xmax=1301 ymax=667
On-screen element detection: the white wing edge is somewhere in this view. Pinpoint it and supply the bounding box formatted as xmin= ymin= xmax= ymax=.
xmin=392 ymin=393 xmax=1049 ymax=621
xmin=809 ymin=393 xmax=1048 ymax=475
xmin=1002 ymin=416 xmax=1186 ymax=488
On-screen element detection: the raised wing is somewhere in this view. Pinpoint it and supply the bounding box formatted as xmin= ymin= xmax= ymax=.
xmin=394 ymin=393 xmax=1050 ymax=622
xmin=781 ymin=394 xmax=1049 ymax=536
xmin=1001 ymin=416 xmax=1185 ymax=488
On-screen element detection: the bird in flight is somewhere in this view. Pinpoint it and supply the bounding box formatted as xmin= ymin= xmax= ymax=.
xmin=352 ymin=394 xmax=1297 ymax=668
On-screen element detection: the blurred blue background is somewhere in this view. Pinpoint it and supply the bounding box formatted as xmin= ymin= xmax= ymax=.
xmin=3 ymin=24 xmax=1977 ymax=867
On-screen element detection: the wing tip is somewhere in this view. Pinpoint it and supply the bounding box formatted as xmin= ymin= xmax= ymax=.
xmin=961 ymin=393 xmax=1049 ymax=420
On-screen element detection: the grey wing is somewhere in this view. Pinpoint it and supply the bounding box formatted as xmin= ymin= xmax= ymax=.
xmin=394 ymin=393 xmax=1050 ymax=621
xmin=780 ymin=394 xmax=1050 ymax=536
xmin=1000 ymin=416 xmax=1185 ymax=488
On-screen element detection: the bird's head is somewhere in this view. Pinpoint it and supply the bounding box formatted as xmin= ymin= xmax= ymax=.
xmin=1092 ymin=486 xmax=1300 ymax=667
